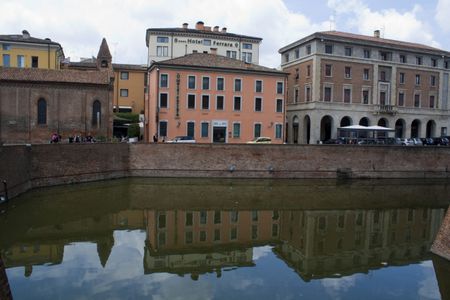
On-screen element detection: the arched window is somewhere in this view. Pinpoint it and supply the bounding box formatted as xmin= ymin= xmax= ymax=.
xmin=37 ymin=98 xmax=47 ymax=125
xmin=92 ymin=100 xmax=101 ymax=126
xmin=101 ymin=60 xmax=108 ymax=68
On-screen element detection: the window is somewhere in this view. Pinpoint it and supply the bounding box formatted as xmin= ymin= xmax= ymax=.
xmin=324 ymin=86 xmax=332 ymax=102
xmin=294 ymin=88 xmax=299 ymax=103
xmin=2 ymin=54 xmax=10 ymax=67
xmin=414 ymin=94 xmax=420 ymax=107
xmin=362 ymin=89 xmax=369 ymax=104
xmin=255 ymin=80 xmax=263 ymax=93
xmin=157 ymin=36 xmax=169 ymax=43
xmin=415 ymin=74 xmax=421 ymax=85
xmin=344 ymin=88 xmax=351 ymax=103
xmin=159 ymin=121 xmax=167 ymax=137
xmin=325 ymin=44 xmax=333 ymax=54
xmin=234 ymin=78 xmax=242 ymax=92
xmin=400 ymin=54 xmax=407 ymax=63
xmin=234 ymin=96 xmax=241 ymax=111
xmin=216 ymin=95 xmax=224 ymax=110
xmin=202 ymin=77 xmax=210 ymax=90
xmin=277 ymin=82 xmax=284 ymax=94
xmin=284 ymin=53 xmax=289 ymax=63
xmin=325 ymin=64 xmax=332 ymax=77
xmin=160 ymin=74 xmax=168 ymax=87
xmin=203 ymin=39 xmax=211 ymax=46
xmin=276 ymin=99 xmax=283 ymax=112
xmin=187 ymin=94 xmax=195 ymax=109
xmin=17 ymin=55 xmax=25 ymax=68
xmin=295 ymin=48 xmax=300 ymax=59
xmin=226 ymin=50 xmax=237 ymax=59
xmin=252 ymin=210 xmax=258 ymax=221
xmin=255 ymin=97 xmax=262 ymax=112
xmin=217 ymin=77 xmax=224 ymax=91
xmin=446 ymin=61 xmax=449 ymax=69
xmin=37 ymin=98 xmax=47 ymax=125
xmin=243 ymin=43 xmax=252 ymax=49
xmin=398 ymin=92 xmax=405 ymax=106
xmin=306 ymin=86 xmax=311 ymax=102
xmin=156 ymin=46 xmax=168 ymax=57
xmin=345 ymin=66 xmax=351 ymax=78
xmin=214 ymin=210 xmax=221 ymax=224
xmin=188 ymin=76 xmax=196 ymax=89
xmin=120 ymin=89 xmax=129 ymax=97
xmin=214 ymin=229 xmax=221 ymax=241
xmin=31 ymin=56 xmax=39 ymax=68
xmin=430 ymin=75 xmax=436 ymax=87
xmin=201 ymin=122 xmax=209 ymax=137
xmin=186 ymin=212 xmax=193 ymax=226
xmin=230 ymin=228 xmax=238 ymax=240
xmin=185 ymin=231 xmax=193 ymax=244
xmin=199 ymin=231 xmax=206 ymax=242
xmin=364 ymin=49 xmax=371 ymax=59
xmin=243 ymin=52 xmax=252 ymax=63
xmin=431 ymin=58 xmax=437 ymax=67
xmin=187 ymin=122 xmax=195 ymax=137
xmin=2 ymin=44 xmax=11 ymax=50
xmin=380 ymin=51 xmax=392 ymax=61
xmin=380 ymin=71 xmax=386 ymax=81
xmin=202 ymin=95 xmax=209 ymax=109
xmin=306 ymin=44 xmax=311 ymax=55
xmin=254 ymin=124 xmax=261 ymax=138
xmin=430 ymin=95 xmax=435 ymax=108
xmin=275 ymin=124 xmax=282 ymax=139
xmin=416 ymin=56 xmax=422 ymax=65
xmin=159 ymin=93 xmax=168 ymax=108
xmin=233 ymin=123 xmax=241 ymax=138
xmin=345 ymin=47 xmax=352 ymax=56
xmin=118 ymin=72 xmax=128 ymax=81
xmin=307 ymin=65 xmax=311 ymax=77
xmin=399 ymin=72 xmax=405 ymax=84
xmin=92 ymin=100 xmax=101 ymax=126
xmin=363 ymin=68 xmax=370 ymax=80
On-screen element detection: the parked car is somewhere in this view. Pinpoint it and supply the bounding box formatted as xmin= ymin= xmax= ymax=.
xmin=411 ymin=138 xmax=423 ymax=146
xmin=167 ymin=136 xmax=196 ymax=143
xmin=432 ymin=137 xmax=449 ymax=146
xmin=247 ymin=137 xmax=272 ymax=144
xmin=421 ymin=138 xmax=434 ymax=146
xmin=396 ymin=138 xmax=414 ymax=146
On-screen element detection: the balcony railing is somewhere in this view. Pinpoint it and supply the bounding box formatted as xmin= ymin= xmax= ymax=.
xmin=374 ymin=104 xmax=397 ymax=115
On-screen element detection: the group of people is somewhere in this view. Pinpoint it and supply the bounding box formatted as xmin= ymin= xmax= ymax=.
xmin=50 ymin=133 xmax=95 ymax=144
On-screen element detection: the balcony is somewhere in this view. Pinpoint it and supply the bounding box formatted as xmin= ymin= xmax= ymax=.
xmin=373 ymin=104 xmax=397 ymax=115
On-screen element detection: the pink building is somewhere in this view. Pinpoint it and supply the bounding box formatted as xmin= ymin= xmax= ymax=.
xmin=146 ymin=53 xmax=288 ymax=143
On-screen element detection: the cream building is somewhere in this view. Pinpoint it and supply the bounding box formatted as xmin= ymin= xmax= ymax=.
xmin=146 ymin=21 xmax=262 ymax=65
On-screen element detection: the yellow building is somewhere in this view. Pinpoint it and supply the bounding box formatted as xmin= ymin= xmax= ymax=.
xmin=113 ymin=64 xmax=147 ymax=114
xmin=0 ymin=30 xmax=64 ymax=69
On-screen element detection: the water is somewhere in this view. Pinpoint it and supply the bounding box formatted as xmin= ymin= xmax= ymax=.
xmin=0 ymin=178 xmax=449 ymax=300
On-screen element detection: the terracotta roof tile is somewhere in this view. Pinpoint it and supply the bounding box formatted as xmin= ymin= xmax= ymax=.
xmin=0 ymin=67 xmax=113 ymax=85
xmin=152 ymin=53 xmax=285 ymax=75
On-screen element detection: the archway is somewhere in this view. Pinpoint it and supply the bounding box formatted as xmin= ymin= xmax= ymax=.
xmin=426 ymin=120 xmax=436 ymax=138
xmin=378 ymin=118 xmax=388 ymax=127
xmin=320 ymin=115 xmax=333 ymax=142
xmin=411 ymin=119 xmax=421 ymax=138
xmin=395 ymin=119 xmax=405 ymax=138
xmin=340 ymin=116 xmax=352 ymax=127
xmin=304 ymin=115 xmax=311 ymax=144
xmin=359 ymin=117 xmax=370 ymax=126
xmin=292 ymin=116 xmax=299 ymax=144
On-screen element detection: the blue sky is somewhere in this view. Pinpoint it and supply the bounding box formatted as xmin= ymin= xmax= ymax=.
xmin=1 ymin=0 xmax=449 ymax=67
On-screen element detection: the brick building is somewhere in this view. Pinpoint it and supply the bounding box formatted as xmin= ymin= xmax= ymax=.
xmin=279 ymin=30 xmax=450 ymax=144
xmin=145 ymin=53 xmax=287 ymax=143
xmin=0 ymin=39 xmax=114 ymax=144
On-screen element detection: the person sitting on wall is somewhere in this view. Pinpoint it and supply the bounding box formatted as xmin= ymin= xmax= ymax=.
xmin=153 ymin=134 xmax=158 ymax=143
xmin=51 ymin=133 xmax=59 ymax=143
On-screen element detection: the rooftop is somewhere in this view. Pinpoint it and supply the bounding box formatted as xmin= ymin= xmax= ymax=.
xmin=0 ymin=30 xmax=62 ymax=48
xmin=150 ymin=53 xmax=286 ymax=75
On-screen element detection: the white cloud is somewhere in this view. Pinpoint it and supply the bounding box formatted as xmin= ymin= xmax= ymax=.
xmin=321 ymin=275 xmax=357 ymax=300
xmin=435 ymin=0 xmax=450 ymax=32
xmin=252 ymin=245 xmax=273 ymax=260
xmin=327 ymin=0 xmax=441 ymax=49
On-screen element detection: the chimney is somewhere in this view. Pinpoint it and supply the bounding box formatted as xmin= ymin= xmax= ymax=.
xmin=195 ymin=21 xmax=204 ymax=30
xmin=221 ymin=27 xmax=227 ymax=33
xmin=213 ymin=26 xmax=219 ymax=32
xmin=374 ymin=30 xmax=380 ymax=38
xmin=182 ymin=23 xmax=188 ymax=29
xmin=22 ymin=30 xmax=30 ymax=39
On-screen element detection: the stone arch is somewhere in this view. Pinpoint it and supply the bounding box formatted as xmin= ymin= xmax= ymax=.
xmin=426 ymin=120 xmax=436 ymax=138
xmin=304 ymin=115 xmax=311 ymax=144
xmin=359 ymin=117 xmax=370 ymax=126
xmin=395 ymin=119 xmax=405 ymax=138
xmin=411 ymin=119 xmax=421 ymax=138
xmin=320 ymin=115 xmax=333 ymax=142
xmin=340 ymin=116 xmax=352 ymax=127
xmin=378 ymin=118 xmax=389 ymax=128
xmin=292 ymin=115 xmax=299 ymax=144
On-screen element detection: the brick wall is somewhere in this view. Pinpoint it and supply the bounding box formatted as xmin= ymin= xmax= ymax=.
xmin=431 ymin=207 xmax=450 ymax=260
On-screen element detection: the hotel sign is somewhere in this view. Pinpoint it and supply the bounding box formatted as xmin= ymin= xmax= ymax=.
xmin=174 ymin=38 xmax=238 ymax=48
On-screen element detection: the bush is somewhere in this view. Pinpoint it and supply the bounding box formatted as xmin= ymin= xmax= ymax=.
xmin=128 ymin=123 xmax=140 ymax=138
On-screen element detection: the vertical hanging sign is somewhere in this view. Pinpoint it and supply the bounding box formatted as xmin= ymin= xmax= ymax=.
xmin=176 ymin=73 xmax=180 ymax=118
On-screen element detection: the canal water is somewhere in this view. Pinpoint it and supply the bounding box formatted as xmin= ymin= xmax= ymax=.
xmin=0 ymin=178 xmax=449 ymax=300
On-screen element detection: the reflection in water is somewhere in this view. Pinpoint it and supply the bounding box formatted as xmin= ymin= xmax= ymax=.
xmin=0 ymin=178 xmax=449 ymax=299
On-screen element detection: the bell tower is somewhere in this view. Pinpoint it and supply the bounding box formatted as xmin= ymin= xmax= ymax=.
xmin=96 ymin=38 xmax=112 ymax=70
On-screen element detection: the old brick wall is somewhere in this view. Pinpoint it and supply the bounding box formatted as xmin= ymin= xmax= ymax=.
xmin=432 ymin=207 xmax=450 ymax=261
xmin=0 ymin=145 xmax=32 ymax=199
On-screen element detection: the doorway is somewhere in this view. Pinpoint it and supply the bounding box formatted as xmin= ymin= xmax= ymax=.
xmin=213 ymin=126 xmax=226 ymax=143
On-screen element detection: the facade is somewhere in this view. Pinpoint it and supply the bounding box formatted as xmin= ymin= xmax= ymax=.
xmin=145 ymin=53 xmax=287 ymax=143
xmin=279 ymin=30 xmax=450 ymax=144
xmin=0 ymin=39 xmax=114 ymax=144
xmin=146 ymin=21 xmax=262 ymax=65
xmin=0 ymin=30 xmax=64 ymax=70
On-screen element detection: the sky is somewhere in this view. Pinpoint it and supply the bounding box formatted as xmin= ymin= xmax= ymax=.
xmin=1 ymin=0 xmax=450 ymax=68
